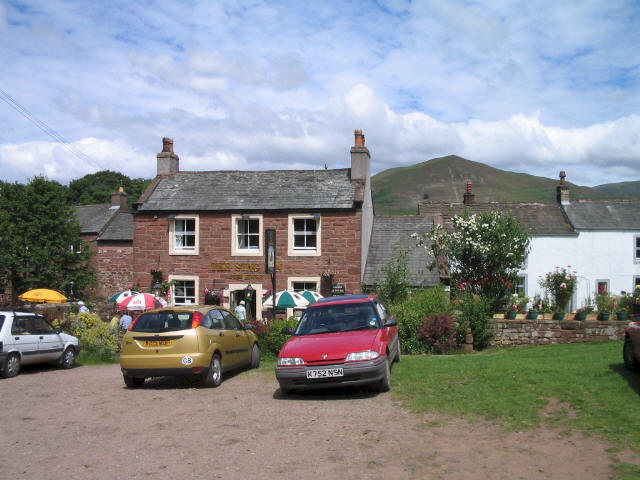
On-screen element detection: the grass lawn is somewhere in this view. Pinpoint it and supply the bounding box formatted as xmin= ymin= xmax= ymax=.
xmin=392 ymin=341 xmax=640 ymax=453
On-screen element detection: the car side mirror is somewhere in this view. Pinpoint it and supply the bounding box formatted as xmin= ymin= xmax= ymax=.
xmin=281 ymin=326 xmax=294 ymax=335
xmin=384 ymin=317 xmax=398 ymax=327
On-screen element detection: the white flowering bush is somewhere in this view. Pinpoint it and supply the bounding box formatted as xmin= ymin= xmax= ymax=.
xmin=414 ymin=210 xmax=531 ymax=312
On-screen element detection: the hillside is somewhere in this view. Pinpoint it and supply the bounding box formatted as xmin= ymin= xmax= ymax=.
xmin=593 ymin=180 xmax=640 ymax=198
xmin=371 ymin=155 xmax=637 ymax=215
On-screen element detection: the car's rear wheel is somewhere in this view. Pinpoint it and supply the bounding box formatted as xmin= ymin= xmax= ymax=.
xmin=623 ymin=338 xmax=638 ymax=372
xmin=2 ymin=353 xmax=20 ymax=378
xmin=250 ymin=344 xmax=260 ymax=368
xmin=123 ymin=374 xmax=145 ymax=388
xmin=378 ymin=357 xmax=391 ymax=392
xmin=202 ymin=354 xmax=222 ymax=388
xmin=59 ymin=347 xmax=76 ymax=369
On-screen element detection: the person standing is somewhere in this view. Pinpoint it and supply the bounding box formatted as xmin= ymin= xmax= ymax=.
xmin=78 ymin=301 xmax=89 ymax=313
xmin=234 ymin=300 xmax=246 ymax=321
xmin=119 ymin=311 xmax=133 ymax=330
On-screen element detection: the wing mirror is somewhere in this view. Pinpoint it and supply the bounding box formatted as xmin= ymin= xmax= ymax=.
xmin=281 ymin=326 xmax=294 ymax=335
xmin=384 ymin=316 xmax=398 ymax=327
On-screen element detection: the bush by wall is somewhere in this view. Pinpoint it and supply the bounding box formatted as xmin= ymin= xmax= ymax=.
xmin=250 ymin=316 xmax=299 ymax=358
xmin=419 ymin=313 xmax=458 ymax=353
xmin=390 ymin=287 xmax=453 ymax=354
xmin=54 ymin=312 xmax=119 ymax=361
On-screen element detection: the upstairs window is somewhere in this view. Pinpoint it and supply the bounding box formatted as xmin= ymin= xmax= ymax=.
xmin=170 ymin=215 xmax=199 ymax=255
xmin=635 ymin=235 xmax=640 ymax=263
xmin=288 ymin=214 xmax=321 ymax=256
xmin=231 ymin=215 xmax=263 ymax=256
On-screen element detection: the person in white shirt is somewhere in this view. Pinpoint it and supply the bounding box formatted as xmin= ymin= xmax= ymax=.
xmin=78 ymin=301 xmax=89 ymax=313
xmin=234 ymin=300 xmax=246 ymax=321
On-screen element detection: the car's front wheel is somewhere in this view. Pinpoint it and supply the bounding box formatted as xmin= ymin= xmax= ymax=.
xmin=378 ymin=357 xmax=391 ymax=392
xmin=2 ymin=353 xmax=20 ymax=378
xmin=123 ymin=374 xmax=145 ymax=388
xmin=623 ymin=338 xmax=638 ymax=372
xmin=59 ymin=347 xmax=76 ymax=369
xmin=201 ymin=354 xmax=222 ymax=387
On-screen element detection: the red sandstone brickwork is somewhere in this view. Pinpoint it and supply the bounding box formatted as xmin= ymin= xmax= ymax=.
xmin=132 ymin=211 xmax=363 ymax=313
xmin=96 ymin=242 xmax=134 ymax=297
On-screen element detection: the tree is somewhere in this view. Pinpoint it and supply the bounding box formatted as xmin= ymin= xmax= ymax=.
xmin=416 ymin=210 xmax=531 ymax=312
xmin=0 ymin=177 xmax=96 ymax=303
xmin=67 ymin=170 xmax=151 ymax=207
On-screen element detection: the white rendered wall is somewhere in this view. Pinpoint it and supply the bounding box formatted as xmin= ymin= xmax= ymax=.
xmin=521 ymin=232 xmax=640 ymax=311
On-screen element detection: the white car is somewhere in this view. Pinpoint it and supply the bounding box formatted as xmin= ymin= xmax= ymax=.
xmin=0 ymin=310 xmax=80 ymax=378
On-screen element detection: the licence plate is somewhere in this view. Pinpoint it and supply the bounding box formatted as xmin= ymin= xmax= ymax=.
xmin=307 ymin=368 xmax=344 ymax=379
xmin=144 ymin=340 xmax=173 ymax=347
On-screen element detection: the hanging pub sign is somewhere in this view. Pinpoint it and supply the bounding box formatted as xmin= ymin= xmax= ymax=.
xmin=331 ymin=283 xmax=345 ymax=296
xmin=265 ymin=229 xmax=276 ymax=274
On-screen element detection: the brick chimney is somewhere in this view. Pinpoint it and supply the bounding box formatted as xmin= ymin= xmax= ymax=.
xmin=556 ymin=171 xmax=570 ymax=204
xmin=111 ymin=186 xmax=127 ymax=209
xmin=157 ymin=137 xmax=179 ymax=175
xmin=463 ymin=180 xmax=475 ymax=205
xmin=350 ymin=129 xmax=370 ymax=181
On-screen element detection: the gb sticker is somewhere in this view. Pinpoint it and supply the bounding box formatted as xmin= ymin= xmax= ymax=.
xmin=181 ymin=356 xmax=193 ymax=366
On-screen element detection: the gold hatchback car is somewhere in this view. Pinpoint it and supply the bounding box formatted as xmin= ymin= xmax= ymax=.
xmin=119 ymin=306 xmax=260 ymax=388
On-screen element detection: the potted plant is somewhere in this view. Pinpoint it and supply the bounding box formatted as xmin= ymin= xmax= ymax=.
xmin=505 ymin=292 xmax=528 ymax=319
xmin=595 ymin=285 xmax=612 ymax=321
xmin=539 ymin=266 xmax=577 ymax=318
xmin=615 ymin=292 xmax=632 ymax=320
xmin=528 ymin=294 xmax=549 ymax=319
xmin=204 ymin=287 xmax=222 ymax=305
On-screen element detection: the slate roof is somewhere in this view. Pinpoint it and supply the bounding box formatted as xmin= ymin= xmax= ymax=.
xmin=137 ymin=169 xmax=358 ymax=212
xmin=75 ymin=205 xmax=120 ymax=234
xmin=74 ymin=204 xmax=133 ymax=241
xmin=563 ymin=200 xmax=640 ymax=230
xmin=99 ymin=212 xmax=134 ymax=241
xmin=363 ymin=216 xmax=440 ymax=287
xmin=419 ymin=201 xmax=576 ymax=236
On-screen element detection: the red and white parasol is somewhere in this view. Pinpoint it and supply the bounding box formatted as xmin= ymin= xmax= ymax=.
xmin=118 ymin=293 xmax=162 ymax=311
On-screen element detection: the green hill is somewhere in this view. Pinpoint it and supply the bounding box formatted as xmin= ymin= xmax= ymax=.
xmin=372 ymin=155 xmax=637 ymax=215
xmin=593 ymin=181 xmax=640 ymax=198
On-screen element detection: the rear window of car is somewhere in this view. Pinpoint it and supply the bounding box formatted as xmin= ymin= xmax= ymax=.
xmin=132 ymin=311 xmax=193 ymax=332
xmin=295 ymin=302 xmax=380 ymax=335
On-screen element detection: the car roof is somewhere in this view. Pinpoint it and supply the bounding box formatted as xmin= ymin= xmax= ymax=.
xmin=138 ymin=305 xmax=231 ymax=314
xmin=312 ymin=294 xmax=378 ymax=307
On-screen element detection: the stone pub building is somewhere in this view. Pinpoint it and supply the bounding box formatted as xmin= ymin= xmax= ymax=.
xmin=132 ymin=131 xmax=373 ymax=320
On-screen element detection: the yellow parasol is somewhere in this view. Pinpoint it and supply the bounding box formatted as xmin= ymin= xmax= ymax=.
xmin=19 ymin=288 xmax=68 ymax=304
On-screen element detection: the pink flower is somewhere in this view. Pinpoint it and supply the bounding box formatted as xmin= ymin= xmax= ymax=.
xmin=560 ymin=283 xmax=567 ymax=289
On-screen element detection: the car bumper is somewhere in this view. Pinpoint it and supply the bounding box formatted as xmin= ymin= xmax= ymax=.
xmin=275 ymin=355 xmax=388 ymax=391
xmin=0 ymin=351 xmax=9 ymax=374
xmin=121 ymin=366 xmax=208 ymax=378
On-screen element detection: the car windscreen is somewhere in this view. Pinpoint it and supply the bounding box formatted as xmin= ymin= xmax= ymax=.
xmin=131 ymin=311 xmax=193 ymax=332
xmin=295 ymin=302 xmax=380 ymax=335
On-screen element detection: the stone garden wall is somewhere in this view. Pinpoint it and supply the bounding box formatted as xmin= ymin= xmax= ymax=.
xmin=491 ymin=313 xmax=632 ymax=346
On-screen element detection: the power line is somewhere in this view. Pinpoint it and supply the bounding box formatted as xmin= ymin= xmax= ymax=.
xmin=0 ymin=87 xmax=95 ymax=165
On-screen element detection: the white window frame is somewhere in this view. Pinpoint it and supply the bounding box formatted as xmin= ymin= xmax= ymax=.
xmin=169 ymin=275 xmax=199 ymax=306
xmin=231 ymin=214 xmax=263 ymax=257
xmin=288 ymin=214 xmax=321 ymax=257
xmin=634 ymin=235 xmax=640 ymax=263
xmin=169 ymin=215 xmax=199 ymax=255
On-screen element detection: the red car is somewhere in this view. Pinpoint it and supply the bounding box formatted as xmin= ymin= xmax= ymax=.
xmin=276 ymin=294 xmax=400 ymax=393
xmin=623 ymin=317 xmax=640 ymax=372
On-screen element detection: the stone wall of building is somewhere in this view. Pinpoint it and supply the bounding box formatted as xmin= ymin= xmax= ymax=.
xmin=96 ymin=242 xmax=134 ymax=298
xmin=492 ymin=314 xmax=629 ymax=346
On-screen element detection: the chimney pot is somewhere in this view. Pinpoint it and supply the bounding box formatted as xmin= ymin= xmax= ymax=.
xmin=463 ymin=180 xmax=475 ymax=205
xmin=466 ymin=181 xmax=473 ymax=194
xmin=162 ymin=137 xmax=174 ymax=153
xmin=354 ymin=129 xmax=365 ymax=147
xmin=559 ymin=171 xmax=566 ymax=185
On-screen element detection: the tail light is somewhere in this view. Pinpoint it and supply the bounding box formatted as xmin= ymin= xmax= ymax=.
xmin=191 ymin=311 xmax=204 ymax=328
xmin=129 ymin=314 xmax=141 ymax=331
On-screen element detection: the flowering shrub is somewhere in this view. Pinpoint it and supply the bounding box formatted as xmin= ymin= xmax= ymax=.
xmin=539 ymin=266 xmax=577 ymax=311
xmin=54 ymin=312 xmax=119 ymax=361
xmin=419 ymin=313 xmax=458 ymax=354
xmin=415 ymin=210 xmax=531 ymax=313
xmin=203 ymin=287 xmax=223 ymax=305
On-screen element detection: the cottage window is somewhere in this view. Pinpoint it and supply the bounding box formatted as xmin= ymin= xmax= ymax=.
xmin=515 ymin=275 xmax=526 ymax=295
xmin=170 ymin=276 xmax=199 ymax=306
xmin=288 ymin=214 xmax=321 ymax=256
xmin=231 ymin=215 xmax=263 ymax=256
xmin=635 ymin=235 xmax=640 ymax=263
xmin=170 ymin=215 xmax=199 ymax=255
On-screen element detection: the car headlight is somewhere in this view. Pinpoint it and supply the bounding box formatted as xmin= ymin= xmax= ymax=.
xmin=345 ymin=350 xmax=380 ymax=362
xmin=277 ymin=357 xmax=305 ymax=366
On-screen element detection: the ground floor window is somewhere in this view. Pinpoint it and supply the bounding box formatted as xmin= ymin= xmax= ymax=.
xmin=170 ymin=276 xmax=198 ymax=306
xmin=292 ymin=281 xmax=319 ymax=292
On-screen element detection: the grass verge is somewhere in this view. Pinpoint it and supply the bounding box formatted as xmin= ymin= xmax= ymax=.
xmin=392 ymin=341 xmax=640 ymax=454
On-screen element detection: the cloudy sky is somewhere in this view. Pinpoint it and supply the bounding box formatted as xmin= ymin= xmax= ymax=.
xmin=1 ymin=0 xmax=638 ymax=187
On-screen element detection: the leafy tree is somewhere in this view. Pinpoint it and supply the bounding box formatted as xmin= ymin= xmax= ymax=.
xmin=67 ymin=170 xmax=150 ymax=207
xmin=0 ymin=177 xmax=96 ymax=303
xmin=374 ymin=245 xmax=410 ymax=304
xmin=416 ymin=210 xmax=531 ymax=312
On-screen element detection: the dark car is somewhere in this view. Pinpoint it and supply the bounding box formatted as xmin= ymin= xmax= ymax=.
xmin=276 ymin=294 xmax=400 ymax=393
xmin=623 ymin=317 xmax=640 ymax=372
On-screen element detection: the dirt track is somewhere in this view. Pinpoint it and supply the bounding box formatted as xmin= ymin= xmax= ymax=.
xmin=1 ymin=363 xmax=638 ymax=479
